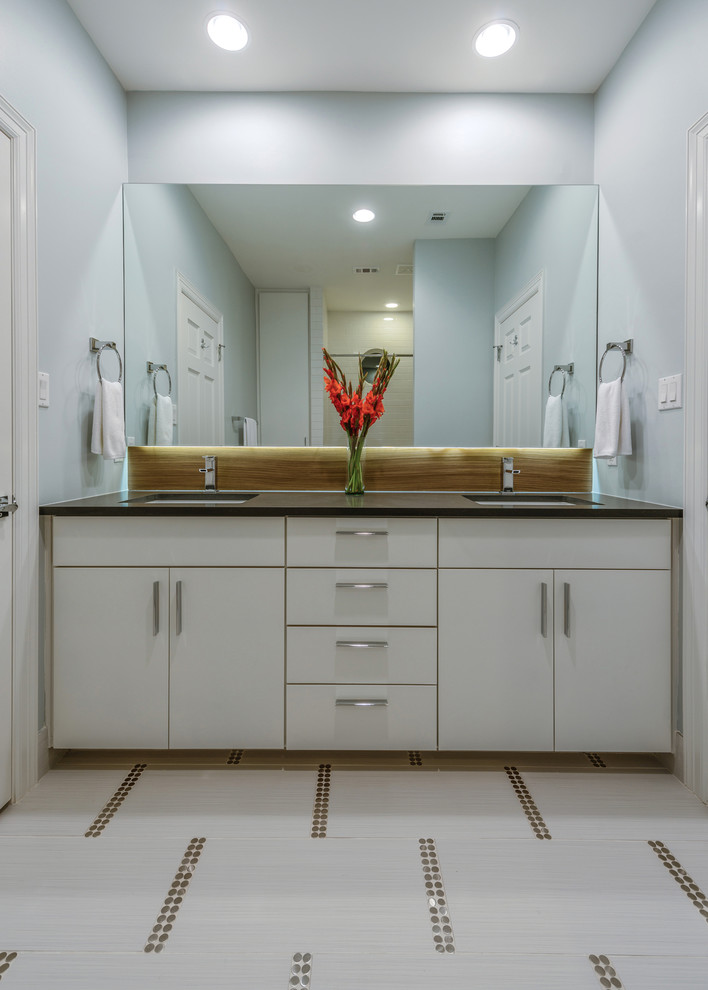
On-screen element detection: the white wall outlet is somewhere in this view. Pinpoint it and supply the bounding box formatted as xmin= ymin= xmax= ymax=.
xmin=658 ymin=373 xmax=683 ymax=409
xmin=608 ymin=456 xmax=618 ymax=467
xmin=172 ymin=403 xmax=178 ymax=426
xmin=38 ymin=371 xmax=49 ymax=407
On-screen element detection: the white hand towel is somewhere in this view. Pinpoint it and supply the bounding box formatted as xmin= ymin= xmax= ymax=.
xmin=543 ymin=393 xmax=569 ymax=447
xmin=593 ymin=378 xmax=632 ymax=458
xmin=243 ymin=416 xmax=258 ymax=446
xmin=90 ymin=380 xmax=126 ymax=460
xmin=147 ymin=394 xmax=173 ymax=445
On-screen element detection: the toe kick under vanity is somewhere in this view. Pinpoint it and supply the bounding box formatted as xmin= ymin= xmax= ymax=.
xmin=41 ymin=490 xmax=680 ymax=754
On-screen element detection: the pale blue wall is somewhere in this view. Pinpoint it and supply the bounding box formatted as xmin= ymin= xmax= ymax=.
xmin=0 ymin=0 xmax=128 ymax=504
xmin=123 ymin=185 xmax=257 ymax=445
xmin=413 ymin=239 xmax=494 ymax=446
xmin=0 ymin=0 xmax=128 ymax=729
xmin=127 ymin=92 xmax=595 ymax=185
xmin=594 ymin=0 xmax=708 ymax=507
xmin=494 ymin=186 xmax=598 ymax=448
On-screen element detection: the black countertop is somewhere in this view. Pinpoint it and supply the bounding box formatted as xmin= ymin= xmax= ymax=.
xmin=39 ymin=490 xmax=682 ymax=519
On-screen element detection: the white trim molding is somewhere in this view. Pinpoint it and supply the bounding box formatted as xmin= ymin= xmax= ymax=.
xmin=683 ymin=111 xmax=708 ymax=803
xmin=0 ymin=96 xmax=39 ymax=801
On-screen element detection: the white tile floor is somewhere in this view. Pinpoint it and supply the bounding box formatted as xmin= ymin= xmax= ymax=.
xmin=1 ymin=751 xmax=708 ymax=988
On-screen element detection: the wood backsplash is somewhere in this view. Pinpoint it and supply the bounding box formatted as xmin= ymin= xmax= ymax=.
xmin=128 ymin=446 xmax=592 ymax=493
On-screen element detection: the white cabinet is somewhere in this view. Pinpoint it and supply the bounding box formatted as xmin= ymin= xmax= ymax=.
xmin=53 ymin=567 xmax=169 ymax=748
xmin=52 ymin=518 xmax=284 ymax=749
xmin=438 ymin=519 xmax=672 ymax=753
xmin=438 ymin=569 xmax=554 ymax=750
xmin=169 ymin=568 xmax=284 ymax=748
xmin=553 ymin=569 xmax=671 ymax=751
xmin=50 ymin=512 xmax=674 ymax=754
xmin=285 ymin=517 xmax=438 ymax=750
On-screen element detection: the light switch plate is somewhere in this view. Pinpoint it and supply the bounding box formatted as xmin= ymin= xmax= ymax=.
xmin=38 ymin=371 xmax=49 ymax=407
xmin=658 ymin=373 xmax=682 ymax=409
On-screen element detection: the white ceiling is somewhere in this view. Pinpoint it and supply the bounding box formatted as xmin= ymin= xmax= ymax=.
xmin=185 ymin=184 xmax=531 ymax=310
xmin=68 ymin=0 xmax=657 ymax=94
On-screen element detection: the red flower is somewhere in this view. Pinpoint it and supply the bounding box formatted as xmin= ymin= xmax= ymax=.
xmin=362 ymin=391 xmax=384 ymax=424
xmin=323 ymin=346 xmax=399 ymax=441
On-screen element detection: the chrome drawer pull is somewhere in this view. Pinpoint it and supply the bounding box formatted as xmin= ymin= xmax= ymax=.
xmin=540 ymin=582 xmax=548 ymax=638
xmin=335 ymin=582 xmax=388 ymax=590
xmin=335 ymin=530 xmax=388 ymax=537
xmin=335 ymin=699 xmax=389 ymax=707
xmin=336 ymin=641 xmax=389 ymax=649
xmin=564 ymin=582 xmax=571 ymax=638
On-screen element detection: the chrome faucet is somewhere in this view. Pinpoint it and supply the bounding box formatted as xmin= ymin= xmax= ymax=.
xmin=501 ymin=456 xmax=521 ymax=493
xmin=199 ymin=454 xmax=217 ymax=491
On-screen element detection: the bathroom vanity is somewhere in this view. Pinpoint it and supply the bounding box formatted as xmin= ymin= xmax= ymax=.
xmin=41 ymin=490 xmax=680 ymax=754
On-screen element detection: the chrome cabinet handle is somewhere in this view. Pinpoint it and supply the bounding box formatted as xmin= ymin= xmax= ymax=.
xmin=541 ymin=582 xmax=548 ymax=638
xmin=335 ymin=582 xmax=388 ymax=590
xmin=152 ymin=581 xmax=159 ymax=636
xmin=563 ymin=582 xmax=571 ymax=638
xmin=176 ymin=580 xmax=183 ymax=635
xmin=336 ymin=641 xmax=389 ymax=649
xmin=335 ymin=530 xmax=388 ymax=537
xmin=335 ymin=699 xmax=389 ymax=707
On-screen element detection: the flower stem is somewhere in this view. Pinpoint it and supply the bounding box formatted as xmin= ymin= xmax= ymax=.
xmin=345 ymin=434 xmax=365 ymax=494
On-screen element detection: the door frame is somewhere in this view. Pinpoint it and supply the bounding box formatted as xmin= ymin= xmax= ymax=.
xmin=0 ymin=96 xmax=39 ymax=803
xmin=683 ymin=111 xmax=708 ymax=803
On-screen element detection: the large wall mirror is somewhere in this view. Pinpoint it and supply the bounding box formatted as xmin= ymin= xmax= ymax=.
xmin=123 ymin=183 xmax=598 ymax=448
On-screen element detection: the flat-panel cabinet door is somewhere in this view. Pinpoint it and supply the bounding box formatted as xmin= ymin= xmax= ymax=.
xmin=169 ymin=568 xmax=284 ymax=748
xmin=53 ymin=567 xmax=169 ymax=748
xmin=554 ymin=569 xmax=671 ymax=752
xmin=438 ymin=569 xmax=554 ymax=750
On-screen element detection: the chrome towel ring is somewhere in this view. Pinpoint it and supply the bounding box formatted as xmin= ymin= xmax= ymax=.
xmin=96 ymin=342 xmax=123 ymax=384
xmin=598 ymin=339 xmax=633 ymax=383
xmin=147 ymin=362 xmax=172 ymax=398
xmin=548 ymin=362 xmax=574 ymax=397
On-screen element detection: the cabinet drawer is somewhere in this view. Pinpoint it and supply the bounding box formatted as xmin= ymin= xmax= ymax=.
xmin=287 ymin=568 xmax=437 ymax=626
xmin=286 ymin=517 xmax=437 ymax=567
xmin=286 ymin=685 xmax=437 ymax=750
xmin=53 ymin=516 xmax=284 ymax=566
xmin=287 ymin=627 xmax=437 ymax=684
xmin=439 ymin=518 xmax=671 ymax=569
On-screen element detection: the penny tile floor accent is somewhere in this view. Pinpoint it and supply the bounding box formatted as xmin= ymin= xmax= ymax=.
xmin=1 ymin=751 xmax=707 ymax=988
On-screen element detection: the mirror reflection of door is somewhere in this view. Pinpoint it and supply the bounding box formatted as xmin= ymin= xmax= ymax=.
xmin=177 ymin=274 xmax=224 ymax=444
xmin=493 ymin=274 xmax=544 ymax=446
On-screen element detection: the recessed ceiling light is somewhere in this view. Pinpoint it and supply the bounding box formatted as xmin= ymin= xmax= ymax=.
xmin=474 ymin=20 xmax=518 ymax=58
xmin=383 ymin=317 xmax=394 ymax=321
xmin=352 ymin=209 xmax=375 ymax=223
xmin=385 ymin=302 xmax=399 ymax=309
xmin=206 ymin=13 xmax=249 ymax=51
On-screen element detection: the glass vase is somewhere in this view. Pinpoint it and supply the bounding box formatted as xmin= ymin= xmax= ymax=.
xmin=345 ymin=435 xmax=365 ymax=495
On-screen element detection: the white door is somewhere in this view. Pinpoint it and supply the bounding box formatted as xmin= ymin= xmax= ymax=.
xmin=169 ymin=568 xmax=284 ymax=747
xmin=177 ymin=278 xmax=224 ymax=444
xmin=258 ymin=291 xmax=310 ymax=445
xmin=0 ymin=130 xmax=13 ymax=807
xmin=493 ymin=275 xmax=543 ymax=446
xmin=438 ymin=569 xmax=554 ymax=750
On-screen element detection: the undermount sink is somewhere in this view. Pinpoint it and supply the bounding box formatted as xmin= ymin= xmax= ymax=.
xmin=121 ymin=492 xmax=259 ymax=506
xmin=465 ymin=494 xmax=603 ymax=507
